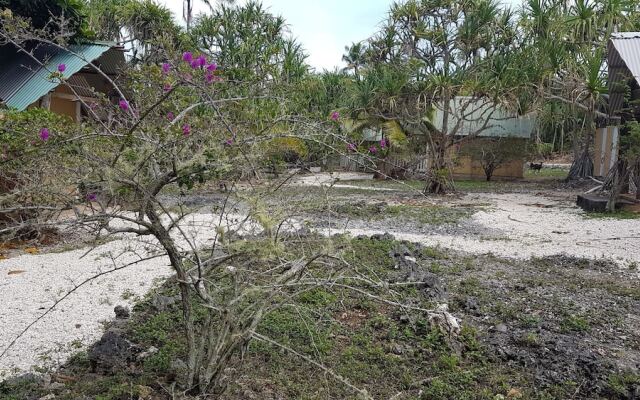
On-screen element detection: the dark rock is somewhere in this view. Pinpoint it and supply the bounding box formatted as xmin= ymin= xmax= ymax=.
xmin=464 ymin=296 xmax=479 ymax=311
xmin=495 ymin=323 xmax=508 ymax=333
xmin=412 ymin=271 xmax=446 ymax=299
xmin=89 ymin=330 xmax=139 ymax=373
xmin=577 ymin=194 xmax=632 ymax=212
xmin=370 ymin=232 xmax=395 ymax=241
xmin=387 ymin=243 xmax=446 ymax=299
xmin=114 ymin=305 xmax=130 ymax=319
xmin=390 ymin=244 xmax=419 ymax=272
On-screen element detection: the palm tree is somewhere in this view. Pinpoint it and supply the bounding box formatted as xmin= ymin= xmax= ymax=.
xmin=342 ymin=42 xmax=365 ymax=79
xmin=183 ymin=0 xmax=235 ymax=31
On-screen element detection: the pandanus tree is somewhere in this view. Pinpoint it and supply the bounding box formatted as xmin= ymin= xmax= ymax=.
xmin=86 ymin=0 xmax=188 ymax=64
xmin=523 ymin=0 xmax=640 ymax=180
xmin=348 ymin=0 xmax=533 ymax=194
xmin=190 ymin=1 xmax=307 ymax=83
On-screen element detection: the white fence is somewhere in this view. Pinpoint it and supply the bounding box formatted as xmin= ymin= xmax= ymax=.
xmin=338 ymin=155 xmax=428 ymax=174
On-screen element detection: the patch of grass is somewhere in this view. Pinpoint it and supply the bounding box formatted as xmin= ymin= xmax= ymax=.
xmin=297 ymin=288 xmax=337 ymax=306
xmin=606 ymin=372 xmax=640 ymax=398
xmin=519 ymin=315 xmax=541 ymax=328
xmin=584 ymin=210 xmax=640 ymax=220
xmin=524 ymin=168 xmax=568 ymax=180
xmin=334 ymin=201 xmax=386 ymax=218
xmin=453 ymin=179 xmax=498 ymax=191
xmin=519 ymin=332 xmax=540 ymax=347
xmin=257 ymin=307 xmax=333 ymax=356
xmin=423 ymin=246 xmax=450 ymax=260
xmin=560 ymin=315 xmax=590 ymax=333
xmin=130 ymin=311 xmax=181 ymax=345
xmin=329 ymin=200 xmax=475 ymax=225
xmin=143 ymin=342 xmax=182 ymax=374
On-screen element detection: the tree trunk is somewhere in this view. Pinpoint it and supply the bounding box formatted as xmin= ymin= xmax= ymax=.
xmin=424 ymin=138 xmax=452 ymax=194
xmin=607 ymin=160 xmax=628 ymax=212
xmin=568 ymin=126 xmax=594 ymax=180
xmin=425 ymin=85 xmax=453 ymax=194
xmin=145 ymin=205 xmax=199 ymax=390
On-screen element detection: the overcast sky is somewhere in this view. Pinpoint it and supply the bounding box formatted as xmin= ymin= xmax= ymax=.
xmin=158 ymin=0 xmax=525 ymax=71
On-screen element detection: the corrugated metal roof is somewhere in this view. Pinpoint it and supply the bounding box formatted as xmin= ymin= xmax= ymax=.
xmin=0 ymin=43 xmax=59 ymax=102
xmin=0 ymin=43 xmax=112 ymax=111
xmin=608 ymin=33 xmax=640 ymax=117
xmin=609 ymin=33 xmax=640 ymax=85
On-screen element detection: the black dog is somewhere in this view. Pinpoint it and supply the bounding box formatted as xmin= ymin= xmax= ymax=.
xmin=529 ymin=162 xmax=543 ymax=171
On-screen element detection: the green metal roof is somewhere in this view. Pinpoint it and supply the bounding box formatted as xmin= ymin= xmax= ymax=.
xmin=2 ymin=43 xmax=112 ymax=111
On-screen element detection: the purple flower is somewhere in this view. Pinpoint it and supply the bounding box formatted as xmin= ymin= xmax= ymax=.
xmin=331 ymin=111 xmax=340 ymax=121
xmin=206 ymin=73 xmax=214 ymax=83
xmin=380 ymin=138 xmax=387 ymax=148
xmin=369 ymin=145 xmax=378 ymax=154
xmin=119 ymin=99 xmax=129 ymax=111
xmin=206 ymin=62 xmax=217 ymax=72
xmin=163 ymin=83 xmax=172 ymax=92
xmin=196 ymin=54 xmax=207 ymax=67
xmin=161 ymin=62 xmax=171 ymax=74
xmin=167 ymin=112 xmax=175 ymax=121
xmin=86 ymin=193 xmax=97 ymax=202
xmin=347 ymin=143 xmax=356 ymax=152
xmin=182 ymin=51 xmax=193 ymax=62
xmin=190 ymin=60 xmax=200 ymax=69
xmin=57 ymin=63 xmax=66 ymax=73
xmin=39 ymin=128 xmax=50 ymax=141
xmin=182 ymin=124 xmax=191 ymax=136
xmin=225 ymin=138 xmax=234 ymax=146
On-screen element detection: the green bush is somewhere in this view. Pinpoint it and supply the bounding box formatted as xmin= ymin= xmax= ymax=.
xmin=535 ymin=142 xmax=554 ymax=159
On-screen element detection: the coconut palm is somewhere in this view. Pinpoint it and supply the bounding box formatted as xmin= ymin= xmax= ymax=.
xmin=183 ymin=0 xmax=235 ymax=30
xmin=342 ymin=42 xmax=366 ymax=79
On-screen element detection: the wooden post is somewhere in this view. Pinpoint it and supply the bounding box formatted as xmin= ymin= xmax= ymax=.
xmin=75 ymin=101 xmax=82 ymax=122
xmin=40 ymin=93 xmax=51 ymax=110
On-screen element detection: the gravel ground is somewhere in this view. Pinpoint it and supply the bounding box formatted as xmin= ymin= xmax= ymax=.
xmin=0 ymin=213 xmax=249 ymax=378
xmin=1 ymin=177 xmax=638 ymax=378
xmin=330 ymin=192 xmax=640 ymax=266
